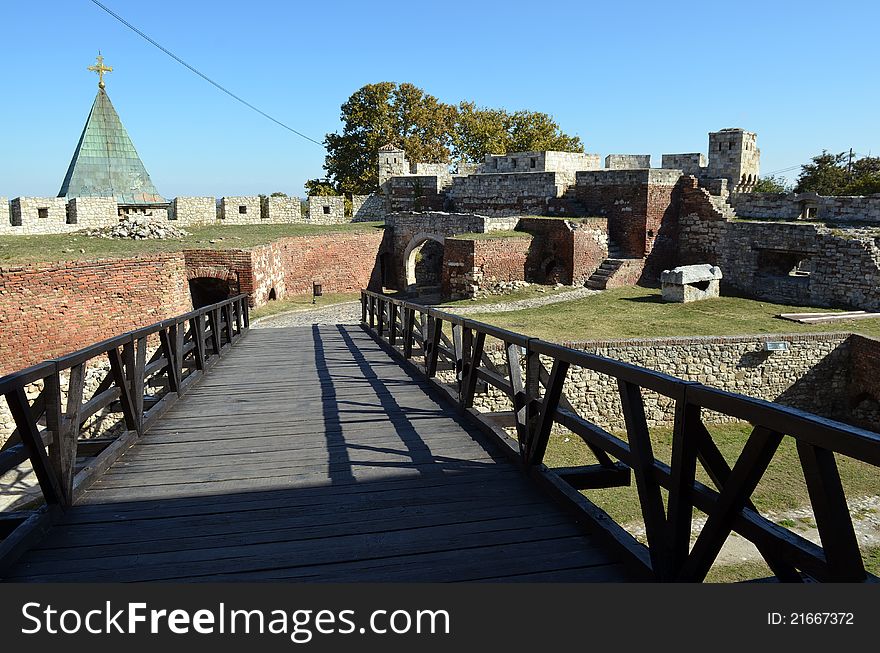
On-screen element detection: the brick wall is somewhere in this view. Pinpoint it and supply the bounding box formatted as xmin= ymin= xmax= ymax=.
xmin=183 ymin=231 xmax=385 ymax=306
xmin=0 ymin=254 xmax=190 ymax=374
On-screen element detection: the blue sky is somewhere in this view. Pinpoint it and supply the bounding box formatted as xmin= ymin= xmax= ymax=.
xmin=1 ymin=0 xmax=878 ymax=198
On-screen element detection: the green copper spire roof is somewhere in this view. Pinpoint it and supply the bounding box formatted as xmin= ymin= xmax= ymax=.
xmin=58 ymin=88 xmax=164 ymax=205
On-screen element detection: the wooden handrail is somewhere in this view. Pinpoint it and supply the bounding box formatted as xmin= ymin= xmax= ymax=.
xmin=360 ymin=289 xmax=880 ymax=582
xmin=0 ymin=295 xmax=250 ymax=573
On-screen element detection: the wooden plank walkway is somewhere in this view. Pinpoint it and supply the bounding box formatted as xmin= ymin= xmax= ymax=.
xmin=5 ymin=325 xmax=630 ymax=582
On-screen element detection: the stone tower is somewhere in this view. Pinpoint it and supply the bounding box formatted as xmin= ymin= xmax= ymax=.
xmin=706 ymin=128 xmax=760 ymax=192
xmin=378 ymin=143 xmax=408 ymax=190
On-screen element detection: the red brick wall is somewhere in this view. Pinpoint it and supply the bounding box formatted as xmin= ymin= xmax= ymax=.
xmin=571 ymin=222 xmax=609 ymax=284
xmin=474 ymin=237 xmax=531 ymax=282
xmin=183 ymin=231 xmax=385 ymax=306
xmin=850 ymin=335 xmax=880 ymax=400
xmin=578 ymin=181 xmax=647 ymax=257
xmin=0 ymin=254 xmax=190 ymax=374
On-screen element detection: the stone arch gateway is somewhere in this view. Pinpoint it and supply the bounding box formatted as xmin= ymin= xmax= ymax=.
xmin=403 ymin=232 xmax=445 ymax=291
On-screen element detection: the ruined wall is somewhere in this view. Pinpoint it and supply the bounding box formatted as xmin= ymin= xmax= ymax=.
xmin=605 ymin=154 xmax=651 ymax=169
xmin=469 ymin=333 xmax=852 ymax=431
xmin=679 ymin=182 xmax=880 ymax=309
xmin=482 ymin=151 xmax=600 ymax=175
xmin=2 ymin=197 xmax=71 ymax=235
xmin=219 ymin=196 xmax=262 ymax=224
xmin=517 ymin=217 xmax=607 ymax=285
xmin=729 ymin=192 xmax=880 ymax=223
xmin=171 ymin=196 xmax=217 ymax=225
xmin=446 ymin=172 xmax=567 ymax=216
xmin=848 ymin=335 xmax=880 ymax=429
xmin=0 ymin=198 xmax=8 ymax=228
xmin=307 ymin=196 xmax=347 ymax=224
xmin=67 ymin=197 xmax=118 ymax=227
xmin=0 ymin=254 xmax=190 ymax=374
xmin=442 ymin=235 xmax=533 ymax=299
xmin=387 ymin=176 xmax=449 ymax=213
xmin=351 ymin=194 xmax=386 ymax=222
xmin=183 ymin=230 xmax=384 ymax=307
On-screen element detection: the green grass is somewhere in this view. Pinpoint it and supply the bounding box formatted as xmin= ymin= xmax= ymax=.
xmin=448 ymin=230 xmax=532 ymax=241
xmin=468 ymin=285 xmax=880 ymax=340
xmin=541 ymin=422 xmax=880 ymax=526
xmin=0 ymin=222 xmax=385 ymax=265
xmin=250 ymin=292 xmax=361 ymax=320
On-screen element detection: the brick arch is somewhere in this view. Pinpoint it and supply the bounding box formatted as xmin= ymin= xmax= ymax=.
xmin=186 ymin=265 xmax=238 ymax=282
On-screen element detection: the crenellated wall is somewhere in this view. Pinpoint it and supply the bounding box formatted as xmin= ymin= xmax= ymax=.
xmin=171 ymin=196 xmax=216 ymax=225
xmin=219 ymin=196 xmax=263 ymax=224
xmin=307 ymin=196 xmax=347 ymax=224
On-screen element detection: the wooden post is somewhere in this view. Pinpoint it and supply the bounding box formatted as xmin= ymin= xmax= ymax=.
xmin=192 ymin=317 xmax=207 ymax=371
xmin=426 ymin=315 xmax=442 ymax=378
xmin=461 ymin=330 xmax=485 ymax=409
xmin=6 ymin=388 xmax=63 ymax=507
xmin=159 ymin=328 xmax=181 ymax=393
xmin=666 ymin=394 xmax=700 ymax=576
xmin=44 ymin=370 xmax=73 ymax=507
xmin=108 ymin=347 xmax=138 ymax=431
xmin=528 ymin=358 xmax=569 ymax=466
xmin=403 ymin=307 xmax=415 ymax=359
xmin=505 ymin=343 xmax=529 ymax=459
xmin=389 ymin=303 xmax=398 ymax=346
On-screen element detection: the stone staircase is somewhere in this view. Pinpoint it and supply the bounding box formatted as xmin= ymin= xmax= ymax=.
xmin=707 ymin=194 xmax=738 ymax=221
xmin=545 ymin=186 xmax=588 ymax=217
xmin=585 ymin=241 xmax=645 ymax=290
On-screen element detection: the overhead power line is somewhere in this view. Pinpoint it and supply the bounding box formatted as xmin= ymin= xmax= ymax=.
xmin=89 ymin=0 xmax=324 ymax=147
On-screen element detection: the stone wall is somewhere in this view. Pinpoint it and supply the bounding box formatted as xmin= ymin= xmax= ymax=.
xmin=605 ymin=154 xmax=651 ymax=169
xmin=219 ymin=196 xmax=262 ymax=224
xmin=662 ymin=153 xmax=706 ymax=176
xmin=171 ymin=196 xmax=217 ymax=226
xmin=68 ymin=197 xmax=118 ymax=227
xmin=307 ymin=196 xmax=346 ymax=224
xmin=446 ymin=172 xmax=567 ymax=216
xmin=481 ymin=151 xmax=600 ymax=175
xmin=387 ymin=176 xmax=449 ymax=213
xmin=678 ymin=180 xmax=880 ymax=309
xmin=0 ymin=254 xmax=191 ymax=374
xmin=0 ymin=198 xmax=8 ymax=229
xmin=263 ymin=195 xmax=301 ymax=223
xmin=468 ymin=333 xmax=852 ymax=431
xmin=729 ymin=192 xmax=880 ymax=223
xmin=352 ymin=194 xmax=386 ymax=222
xmin=2 ymin=197 xmax=71 ymax=235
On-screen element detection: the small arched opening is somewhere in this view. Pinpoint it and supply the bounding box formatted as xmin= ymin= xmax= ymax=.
xmin=189 ymin=277 xmax=235 ymax=309
xmin=404 ymin=233 xmax=445 ymax=295
xmin=268 ymin=287 xmax=277 ymax=301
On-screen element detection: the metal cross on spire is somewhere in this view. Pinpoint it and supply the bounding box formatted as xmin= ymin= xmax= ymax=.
xmin=87 ymin=52 xmax=113 ymax=89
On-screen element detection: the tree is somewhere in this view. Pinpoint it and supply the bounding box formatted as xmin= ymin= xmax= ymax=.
xmin=317 ymin=83 xmax=583 ymax=193
xmin=320 ymin=82 xmax=456 ymax=195
xmin=752 ymin=175 xmax=791 ymax=193
xmin=794 ymin=151 xmax=849 ymax=194
xmin=452 ymin=102 xmax=512 ymax=163
xmin=505 ymin=110 xmax=583 ymax=154
xmin=304 ymin=179 xmax=337 ymax=196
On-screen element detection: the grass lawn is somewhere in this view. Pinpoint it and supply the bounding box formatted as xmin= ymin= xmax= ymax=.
xmin=541 ymin=422 xmax=880 ymax=525
xmin=250 ymin=292 xmax=361 ymax=320
xmin=467 ymin=285 xmax=880 ymax=340
xmin=447 ymin=230 xmax=532 ymax=241
xmin=0 ymin=222 xmax=384 ymax=265
xmin=539 ymin=422 xmax=880 ymax=580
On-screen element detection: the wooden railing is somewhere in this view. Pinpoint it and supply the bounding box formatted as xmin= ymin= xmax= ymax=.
xmin=0 ymin=295 xmax=249 ymax=572
xmin=361 ymin=289 xmax=880 ymax=582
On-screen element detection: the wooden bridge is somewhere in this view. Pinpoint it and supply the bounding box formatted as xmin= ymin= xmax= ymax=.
xmin=0 ymin=292 xmax=878 ymax=582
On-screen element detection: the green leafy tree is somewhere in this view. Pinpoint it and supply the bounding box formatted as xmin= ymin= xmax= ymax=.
xmin=505 ymin=110 xmax=583 ymax=154
xmin=752 ymin=175 xmax=791 ymax=193
xmin=795 ymin=151 xmax=853 ymax=195
xmin=452 ymin=101 xmax=511 ymax=163
xmin=318 ymin=83 xmax=583 ymax=193
xmin=304 ymin=179 xmax=337 ymax=196
xmin=321 ymin=82 xmax=456 ymax=195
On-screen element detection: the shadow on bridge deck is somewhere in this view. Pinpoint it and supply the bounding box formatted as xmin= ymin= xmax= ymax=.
xmin=5 ymin=326 xmax=631 ymax=582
